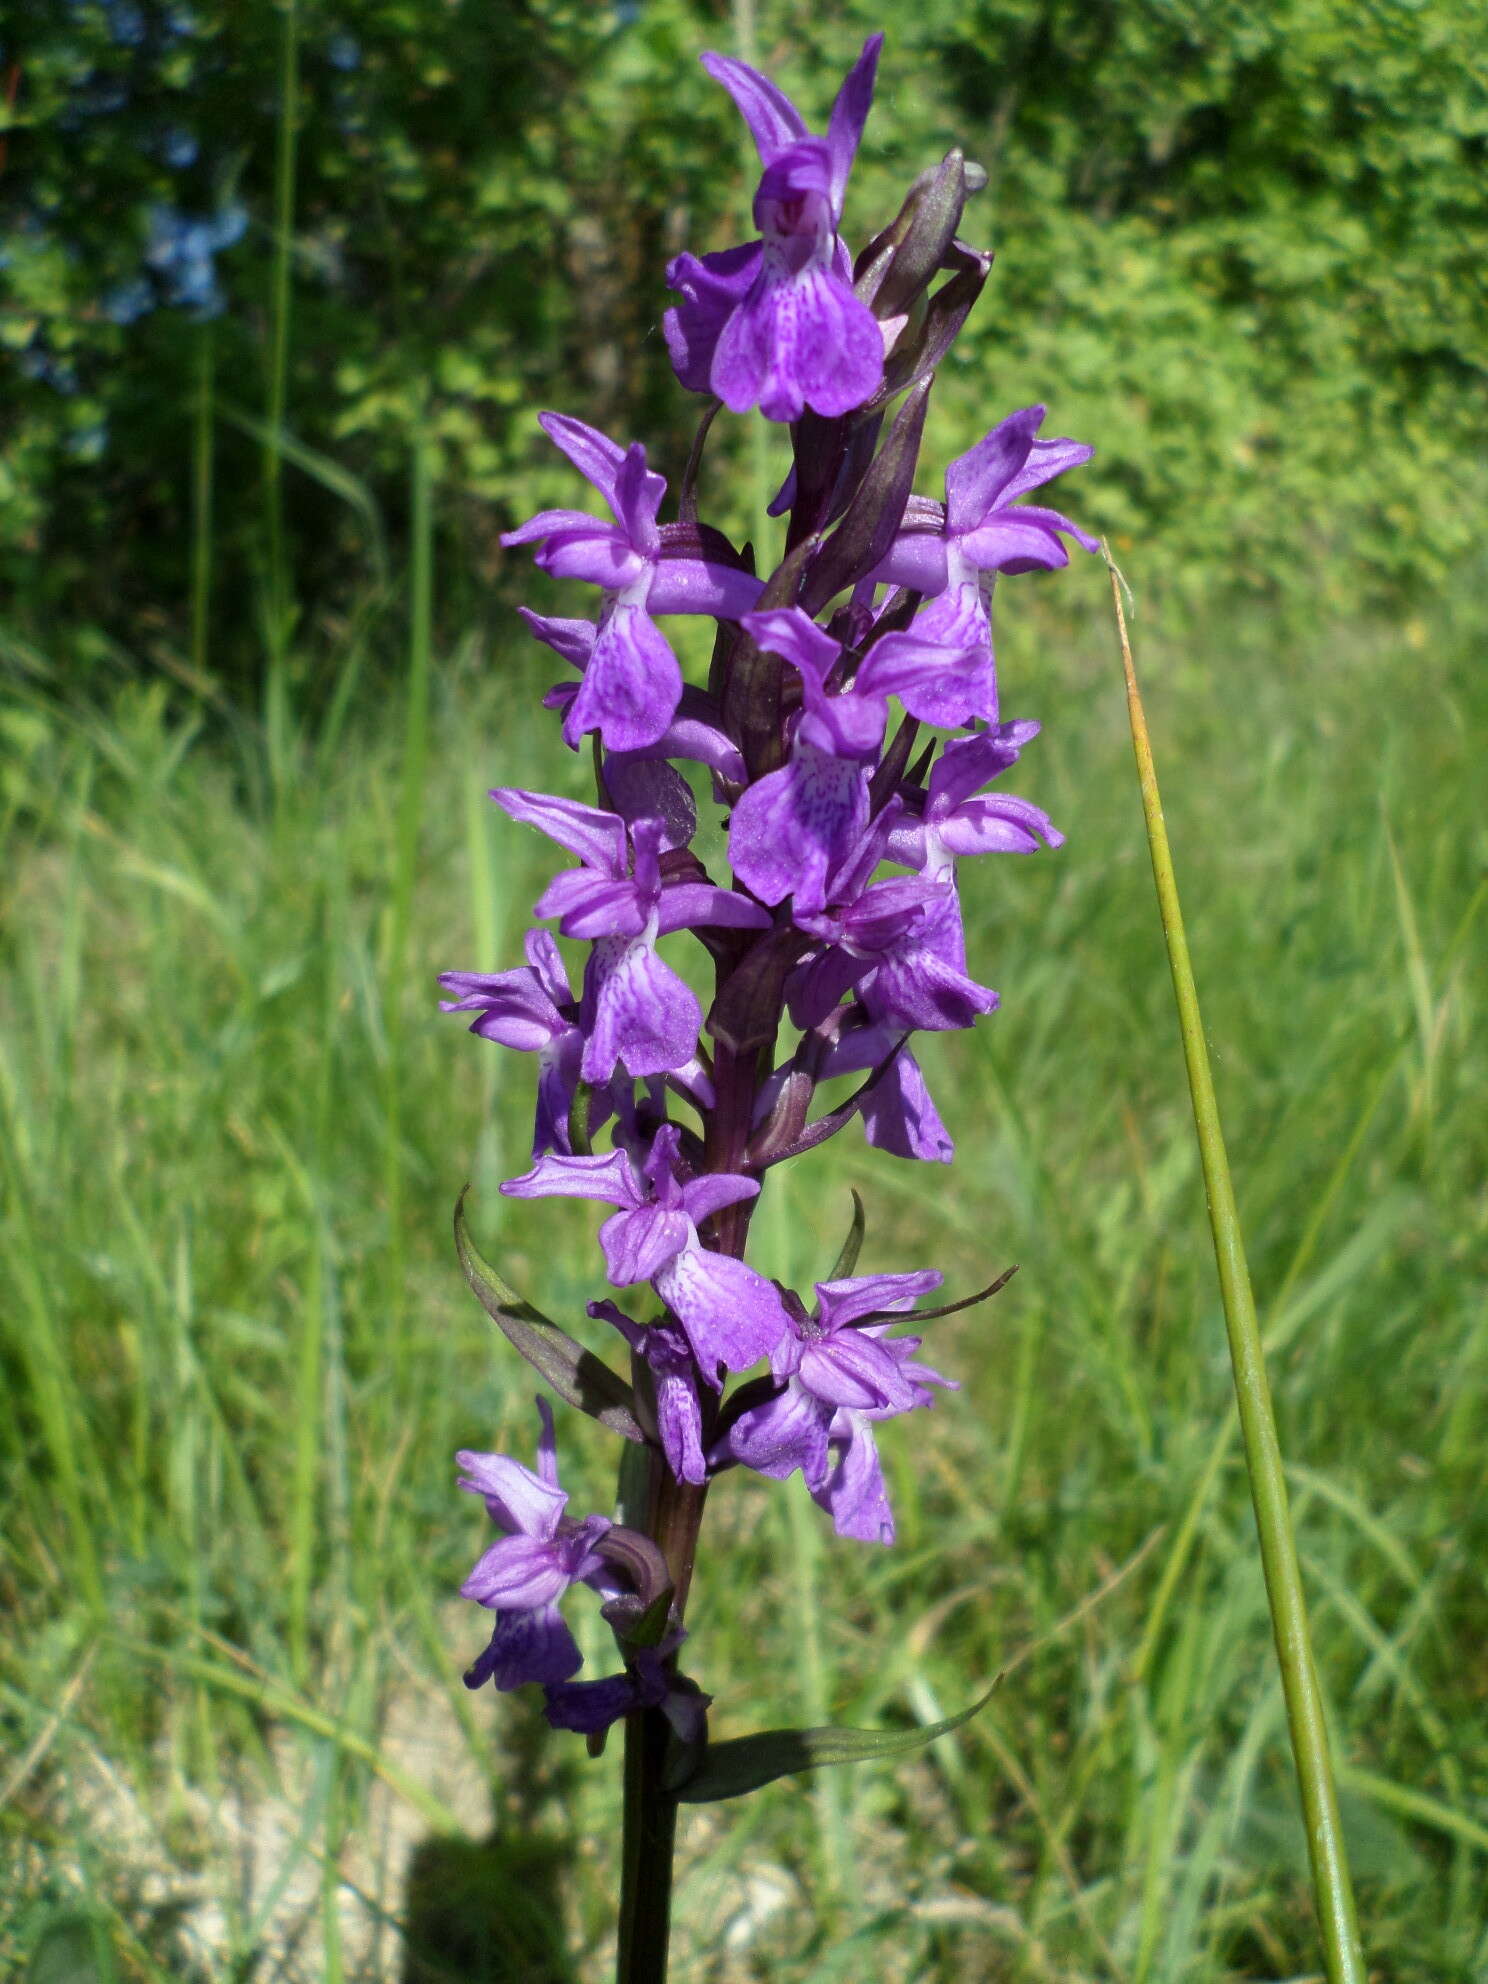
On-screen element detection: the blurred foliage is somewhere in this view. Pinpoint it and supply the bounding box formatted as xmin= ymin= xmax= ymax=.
xmin=1 ymin=0 xmax=1484 ymax=671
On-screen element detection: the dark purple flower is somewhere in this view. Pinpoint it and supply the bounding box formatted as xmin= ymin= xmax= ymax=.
xmin=502 ymin=414 xmax=763 ymax=749
xmin=669 ymin=37 xmax=885 ymax=422
xmin=502 ymin=1126 xmax=789 ymax=1377
xmin=458 ymin=1399 xmax=615 ymax=1691
xmin=714 ymin=1272 xmax=956 ymax=1543
xmin=544 ymin=1624 xmax=708 ymax=1744
xmin=872 ymin=407 xmax=1097 ymax=725
xmin=492 ymin=787 xmax=768 ymax=1084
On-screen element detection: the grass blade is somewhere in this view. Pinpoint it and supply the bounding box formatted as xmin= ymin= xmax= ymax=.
xmin=1105 ymin=550 xmax=1367 ymax=1984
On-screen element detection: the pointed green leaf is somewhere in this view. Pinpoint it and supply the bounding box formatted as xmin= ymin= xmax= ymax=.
xmin=671 ymin=1678 xmax=1001 ymax=1803
xmin=828 ymin=1190 xmax=867 ymax=1280
xmin=26 ymin=1909 xmax=119 ymax=1984
xmin=453 ymin=1191 xmax=646 ymax=1443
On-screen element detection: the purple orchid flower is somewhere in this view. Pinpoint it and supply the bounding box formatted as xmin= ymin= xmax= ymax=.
xmin=816 ymin=1012 xmax=956 ymax=1165
xmin=521 ymin=609 xmax=751 ymax=797
xmin=502 ymin=414 xmax=763 ymax=750
xmin=544 ymin=1622 xmax=709 ymax=1743
xmin=501 ymin=1125 xmax=789 ymax=1377
xmin=726 ymin=605 xmax=967 ymax=914
xmin=438 ymin=931 xmax=588 ymax=1156
xmin=492 ymin=787 xmax=768 ymax=1085
xmin=714 ymin=1272 xmax=957 ymax=1543
xmin=458 ymin=1399 xmax=617 ymax=1691
xmin=871 ymin=406 xmax=1098 ymax=726
xmin=727 ymin=608 xmax=884 ymax=914
xmin=591 ymin=1298 xmax=707 ymax=1486
xmin=666 ymin=37 xmax=885 ymax=422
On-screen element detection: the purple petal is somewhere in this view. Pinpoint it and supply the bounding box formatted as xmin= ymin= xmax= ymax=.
xmin=500 ymin=1148 xmax=641 ymax=1211
xmin=537 ymin=412 xmax=626 ymax=510
xmin=461 ymin=1533 xmax=573 ymax=1609
xmin=501 ymin=506 xmax=614 ymax=549
xmin=600 ymin=1204 xmax=690 ymax=1286
xmin=814 ymin=1270 xmax=943 ymax=1330
xmin=533 ymin=1033 xmax=585 ymax=1157
xmin=715 ymin=1381 xmax=831 ymax=1486
xmin=582 ymin=936 xmax=702 ymax=1082
xmin=880 ymin=583 xmax=997 ymax=728
xmin=456 ymin=1449 xmax=567 ymax=1539
xmin=816 ymin=1022 xmax=956 ymax=1162
xmin=728 ymin=752 xmax=870 ymax=915
xmin=858 ymin=1050 xmax=955 ymax=1164
xmin=645 ymin=1325 xmax=709 ymax=1483
xmin=867 ymin=938 xmax=998 ymax=1034
xmin=655 ymin=883 xmax=772 ymax=936
xmin=536 ymin=869 xmax=647 ymax=940
xmin=437 ymin=965 xmax=562 ymax=1051
xmin=1000 ymin=434 xmax=1096 ymax=504
xmin=854 ymin=617 xmax=985 ymax=716
xmin=664 ymin=242 xmax=765 ymax=394
xmin=944 ymin=406 xmax=1044 ymax=537
xmin=678 ymin=1171 xmax=760 ymax=1226
xmin=543 ymin=1672 xmax=638 ymax=1734
xmin=525 ymin=928 xmax=573 ymax=1007
xmin=938 ymin=793 xmax=1064 ymax=857
xmin=699 ymin=50 xmax=807 ymax=163
xmin=786 ymin=942 xmax=877 ymax=1032
xmin=871 ymin=531 xmax=950 ymax=596
xmin=465 ymin=1604 xmax=582 ymax=1691
xmin=711 ymin=260 xmax=883 ymax=424
xmin=656 ymin=1245 xmax=789 ymax=1376
xmin=645 ymin=557 xmax=765 ymax=621
xmin=610 ymin=442 xmax=665 ymax=555
xmin=812 ymin=1415 xmax=895 ymax=1543
xmin=516 ymin=607 xmax=595 ymax=670
xmin=799 ymin=1330 xmax=917 ymax=1414
xmin=926 ymin=723 xmax=1038 ymax=815
xmin=567 ymin=603 xmax=682 ymax=752
xmin=490 ymin=788 xmax=628 ymax=876
xmin=625 ymin=695 xmax=747 ymax=790
xmin=824 ymin=34 xmax=883 ymax=217
xmin=958 ymin=517 xmax=1074 ymax=574
xmin=536 ymin=527 xmax=648 ymax=592
xmin=741 ymin=606 xmax=841 ymax=693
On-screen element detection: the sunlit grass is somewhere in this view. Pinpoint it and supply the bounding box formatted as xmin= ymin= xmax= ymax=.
xmin=1 ymin=579 xmax=1484 ymax=1981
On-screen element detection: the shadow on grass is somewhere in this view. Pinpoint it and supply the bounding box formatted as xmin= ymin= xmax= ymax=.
xmin=400 ymin=1712 xmax=582 ymax=1984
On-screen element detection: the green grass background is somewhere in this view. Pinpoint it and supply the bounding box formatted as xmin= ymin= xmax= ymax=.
xmin=3 ymin=558 xmax=1485 ymax=1978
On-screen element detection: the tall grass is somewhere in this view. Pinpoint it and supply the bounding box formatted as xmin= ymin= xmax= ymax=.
xmin=2 ymin=574 xmax=1484 ymax=1979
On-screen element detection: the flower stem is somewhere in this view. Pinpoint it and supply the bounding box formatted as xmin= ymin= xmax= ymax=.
xmin=1105 ymin=553 xmax=1366 ymax=1984
xmin=615 ymin=1464 xmax=708 ymax=1984
xmin=617 ymin=1697 xmax=680 ymax=1984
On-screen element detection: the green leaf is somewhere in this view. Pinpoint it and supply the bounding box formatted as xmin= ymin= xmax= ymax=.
xmin=453 ymin=1191 xmax=647 ymax=1444
xmin=671 ymin=1678 xmax=1001 ymax=1804
xmin=26 ymin=1909 xmax=119 ymax=1984
xmin=827 ymin=1189 xmax=867 ymax=1280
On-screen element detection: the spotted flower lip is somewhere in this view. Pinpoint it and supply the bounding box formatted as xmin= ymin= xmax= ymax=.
xmin=667 ymin=36 xmax=886 ymax=422
xmin=502 ymin=413 xmax=763 ymax=749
